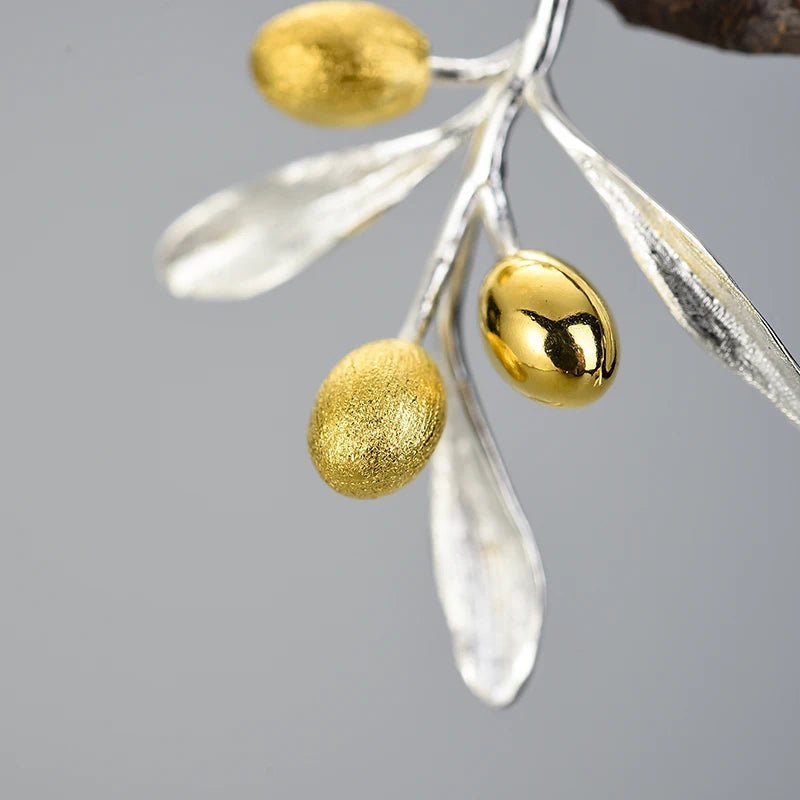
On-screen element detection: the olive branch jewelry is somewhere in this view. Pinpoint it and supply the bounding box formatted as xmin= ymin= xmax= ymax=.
xmin=156 ymin=0 xmax=800 ymax=707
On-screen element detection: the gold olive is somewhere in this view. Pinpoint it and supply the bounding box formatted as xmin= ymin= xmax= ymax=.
xmin=308 ymin=339 xmax=446 ymax=498
xmin=250 ymin=2 xmax=430 ymax=127
xmin=479 ymin=251 xmax=619 ymax=408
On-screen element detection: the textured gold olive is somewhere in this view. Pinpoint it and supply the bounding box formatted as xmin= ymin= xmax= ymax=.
xmin=251 ymin=2 xmax=431 ymax=128
xmin=479 ymin=251 xmax=619 ymax=408
xmin=308 ymin=339 xmax=446 ymax=499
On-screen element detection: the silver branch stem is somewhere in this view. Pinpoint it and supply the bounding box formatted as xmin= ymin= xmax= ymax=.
xmin=399 ymin=0 xmax=572 ymax=343
xmin=429 ymin=44 xmax=518 ymax=85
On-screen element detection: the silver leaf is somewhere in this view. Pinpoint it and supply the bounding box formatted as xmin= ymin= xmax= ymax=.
xmin=529 ymin=76 xmax=800 ymax=428
xmin=155 ymin=108 xmax=483 ymax=301
xmin=430 ymin=222 xmax=546 ymax=708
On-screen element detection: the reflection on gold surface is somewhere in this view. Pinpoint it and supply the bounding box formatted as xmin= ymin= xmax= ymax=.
xmin=251 ymin=2 xmax=430 ymax=127
xmin=308 ymin=339 xmax=446 ymax=498
xmin=479 ymin=251 xmax=618 ymax=407
xmin=486 ymin=331 xmax=527 ymax=383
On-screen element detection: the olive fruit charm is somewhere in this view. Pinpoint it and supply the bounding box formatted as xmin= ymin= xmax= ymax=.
xmin=308 ymin=339 xmax=446 ymax=499
xmin=479 ymin=251 xmax=619 ymax=407
xmin=251 ymin=2 xmax=431 ymax=127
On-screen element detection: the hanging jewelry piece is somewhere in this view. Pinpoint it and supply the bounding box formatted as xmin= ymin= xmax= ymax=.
xmin=156 ymin=0 xmax=800 ymax=707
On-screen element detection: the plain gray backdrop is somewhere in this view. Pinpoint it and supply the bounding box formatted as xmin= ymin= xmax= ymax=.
xmin=3 ymin=0 xmax=800 ymax=797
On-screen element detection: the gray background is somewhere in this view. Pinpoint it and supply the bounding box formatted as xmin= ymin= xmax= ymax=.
xmin=3 ymin=0 xmax=800 ymax=797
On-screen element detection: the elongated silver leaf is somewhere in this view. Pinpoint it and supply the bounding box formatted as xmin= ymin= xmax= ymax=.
xmin=155 ymin=109 xmax=483 ymax=301
xmin=431 ymin=223 xmax=545 ymax=708
xmin=529 ymin=76 xmax=800 ymax=428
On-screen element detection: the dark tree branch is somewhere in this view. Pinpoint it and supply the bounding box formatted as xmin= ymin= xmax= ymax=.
xmin=603 ymin=0 xmax=800 ymax=53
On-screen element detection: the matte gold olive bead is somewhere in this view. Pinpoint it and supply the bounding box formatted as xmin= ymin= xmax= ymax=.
xmin=308 ymin=339 xmax=446 ymax=499
xmin=251 ymin=2 xmax=431 ymax=127
xmin=479 ymin=251 xmax=619 ymax=408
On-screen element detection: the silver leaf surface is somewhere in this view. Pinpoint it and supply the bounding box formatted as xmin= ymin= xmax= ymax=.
xmin=529 ymin=76 xmax=800 ymax=428
xmin=156 ymin=107 xmax=483 ymax=301
xmin=430 ymin=223 xmax=545 ymax=708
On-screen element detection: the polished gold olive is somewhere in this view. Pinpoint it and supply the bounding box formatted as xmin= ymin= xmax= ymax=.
xmin=251 ymin=2 xmax=430 ymax=127
xmin=308 ymin=339 xmax=446 ymax=498
xmin=479 ymin=251 xmax=619 ymax=407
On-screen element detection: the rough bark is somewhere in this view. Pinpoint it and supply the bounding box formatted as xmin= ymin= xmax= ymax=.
xmin=603 ymin=0 xmax=800 ymax=53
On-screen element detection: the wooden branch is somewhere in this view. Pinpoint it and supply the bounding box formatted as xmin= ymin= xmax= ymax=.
xmin=602 ymin=0 xmax=800 ymax=53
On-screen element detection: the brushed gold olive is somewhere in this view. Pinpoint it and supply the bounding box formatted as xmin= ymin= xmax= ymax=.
xmin=308 ymin=339 xmax=446 ymax=498
xmin=479 ymin=251 xmax=619 ymax=407
xmin=251 ymin=2 xmax=431 ymax=127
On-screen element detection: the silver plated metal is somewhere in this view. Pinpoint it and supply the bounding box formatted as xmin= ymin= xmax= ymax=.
xmin=529 ymin=75 xmax=800 ymax=427
xmin=156 ymin=101 xmax=487 ymax=301
xmin=157 ymin=0 xmax=800 ymax=709
xmin=429 ymin=45 xmax=517 ymax=85
xmin=415 ymin=0 xmax=570 ymax=706
xmin=401 ymin=0 xmax=572 ymax=341
xmin=431 ymin=220 xmax=546 ymax=708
